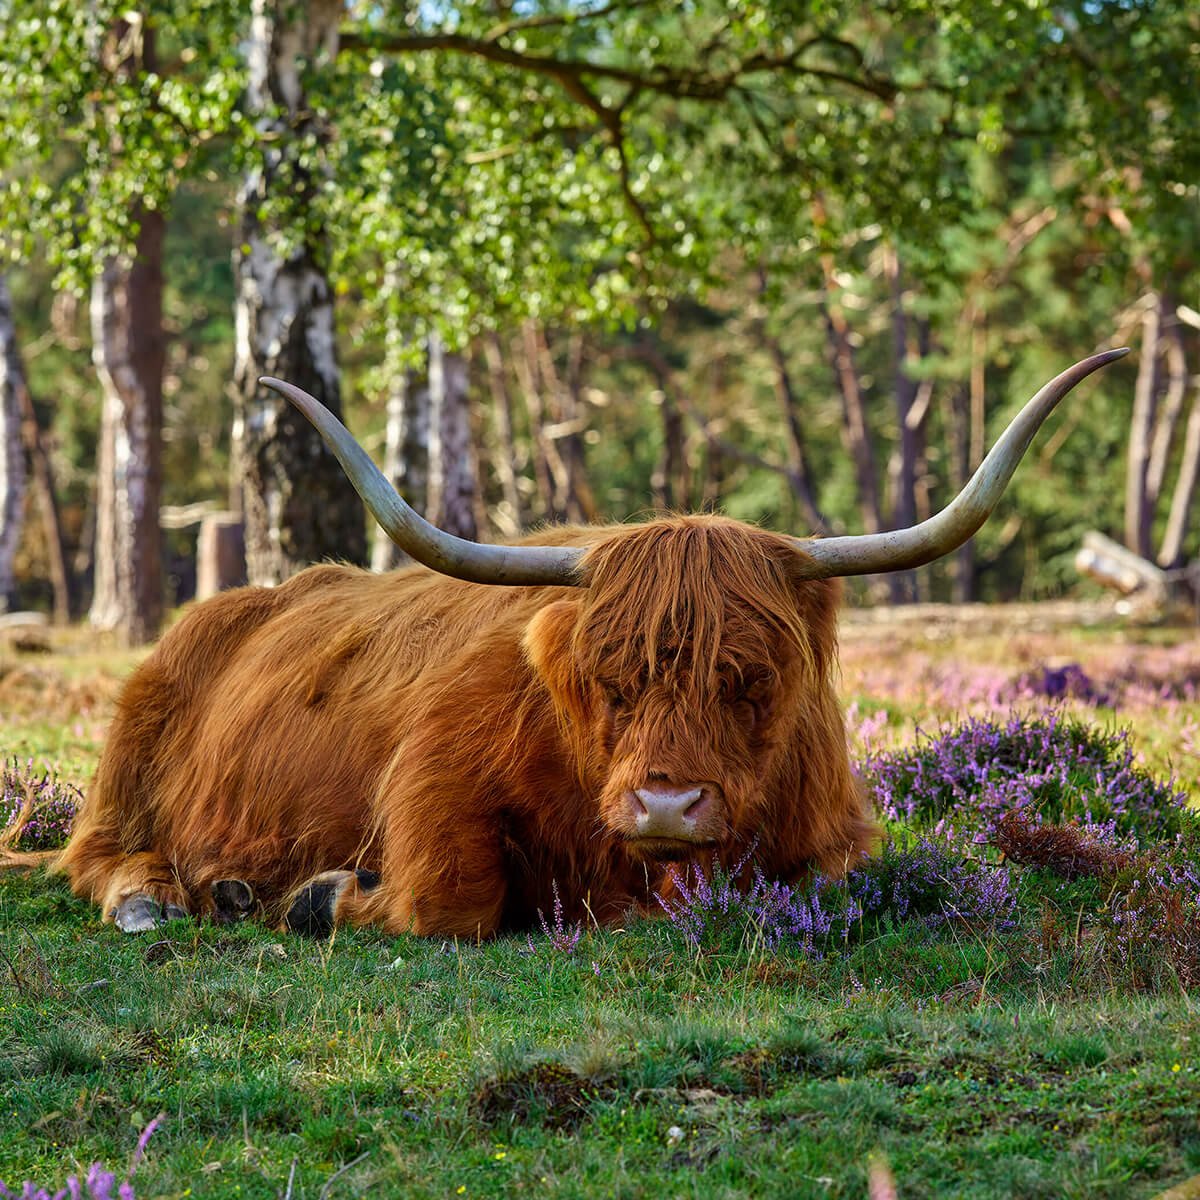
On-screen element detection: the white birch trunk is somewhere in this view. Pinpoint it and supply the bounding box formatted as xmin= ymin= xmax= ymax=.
xmin=232 ymin=0 xmax=365 ymax=585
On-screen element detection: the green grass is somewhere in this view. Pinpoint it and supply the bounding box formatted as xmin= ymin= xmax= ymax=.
xmin=3 ymin=867 xmax=1199 ymax=1199
xmin=2 ymin=624 xmax=1199 ymax=1199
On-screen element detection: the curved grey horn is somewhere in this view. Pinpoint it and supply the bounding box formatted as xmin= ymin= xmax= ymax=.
xmin=259 ymin=377 xmax=587 ymax=586
xmin=792 ymin=349 xmax=1129 ymax=578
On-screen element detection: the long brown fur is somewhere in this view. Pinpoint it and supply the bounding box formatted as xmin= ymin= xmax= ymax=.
xmin=54 ymin=515 xmax=875 ymax=937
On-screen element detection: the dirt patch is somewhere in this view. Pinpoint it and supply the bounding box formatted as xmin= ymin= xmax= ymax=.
xmin=472 ymin=1062 xmax=617 ymax=1130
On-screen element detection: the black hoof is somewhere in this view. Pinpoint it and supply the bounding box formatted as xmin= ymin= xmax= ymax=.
xmin=211 ymin=878 xmax=256 ymax=923
xmin=285 ymin=880 xmax=341 ymax=938
xmin=113 ymin=894 xmax=188 ymax=934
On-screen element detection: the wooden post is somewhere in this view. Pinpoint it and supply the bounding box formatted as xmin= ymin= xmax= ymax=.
xmin=196 ymin=513 xmax=246 ymax=601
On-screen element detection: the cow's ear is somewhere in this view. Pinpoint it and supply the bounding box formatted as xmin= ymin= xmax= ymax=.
xmin=523 ymin=599 xmax=587 ymax=717
xmin=784 ymin=561 xmax=844 ymax=674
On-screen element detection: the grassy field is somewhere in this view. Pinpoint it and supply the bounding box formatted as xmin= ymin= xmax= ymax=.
xmin=2 ymin=612 xmax=1199 ymax=1199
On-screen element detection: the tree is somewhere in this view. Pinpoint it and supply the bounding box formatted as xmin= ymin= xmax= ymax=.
xmin=231 ymin=0 xmax=366 ymax=585
xmin=0 ymin=276 xmax=27 ymax=611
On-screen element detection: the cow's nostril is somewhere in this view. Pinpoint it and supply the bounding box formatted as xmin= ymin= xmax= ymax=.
xmin=683 ymin=794 xmax=711 ymax=821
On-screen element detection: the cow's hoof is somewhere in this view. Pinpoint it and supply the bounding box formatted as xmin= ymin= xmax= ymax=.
xmin=284 ymin=869 xmax=379 ymax=938
xmin=113 ymin=894 xmax=188 ymax=934
xmin=211 ymin=878 xmax=256 ymax=923
xmin=285 ymin=879 xmax=342 ymax=938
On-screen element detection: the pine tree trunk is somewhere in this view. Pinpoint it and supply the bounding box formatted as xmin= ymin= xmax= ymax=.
xmin=516 ymin=322 xmax=560 ymax=522
xmin=0 ymin=277 xmax=27 ymax=612
xmin=427 ymin=332 xmax=477 ymax=540
xmin=232 ymin=0 xmax=365 ymax=585
xmin=89 ymin=208 xmax=165 ymax=643
xmin=481 ymin=331 xmax=526 ymax=534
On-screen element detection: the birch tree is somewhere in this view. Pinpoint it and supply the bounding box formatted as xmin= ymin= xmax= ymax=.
xmin=232 ymin=0 xmax=365 ymax=585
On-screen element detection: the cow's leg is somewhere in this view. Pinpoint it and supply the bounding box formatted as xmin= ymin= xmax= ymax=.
xmin=210 ymin=878 xmax=258 ymax=924
xmin=83 ymin=849 xmax=192 ymax=933
xmin=283 ymin=868 xmax=380 ymax=937
xmin=283 ymin=815 xmax=510 ymax=940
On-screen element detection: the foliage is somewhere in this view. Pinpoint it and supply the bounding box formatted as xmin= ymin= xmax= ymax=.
xmin=1 ymin=759 xmax=80 ymax=852
xmin=863 ymin=712 xmax=1190 ymax=838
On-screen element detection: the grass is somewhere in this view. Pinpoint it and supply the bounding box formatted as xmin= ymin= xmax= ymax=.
xmin=2 ymin=615 xmax=1199 ymax=1199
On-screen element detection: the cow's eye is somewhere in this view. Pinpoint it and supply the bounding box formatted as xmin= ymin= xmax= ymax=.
xmin=605 ymin=689 xmax=629 ymax=714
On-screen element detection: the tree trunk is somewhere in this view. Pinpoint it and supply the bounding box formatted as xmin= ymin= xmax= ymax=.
xmin=885 ymin=247 xmax=920 ymax=603
xmin=0 ymin=277 xmax=28 ymax=612
xmin=534 ymin=326 xmax=594 ymax=522
xmin=481 ymin=331 xmax=526 ymax=534
xmin=1158 ymin=380 xmax=1200 ymax=569
xmin=819 ymin=262 xmax=883 ymax=537
xmin=755 ymin=271 xmax=827 ymax=534
xmin=89 ymin=208 xmax=165 ymax=643
xmin=1125 ymin=292 xmax=1162 ymax=560
xmin=949 ymin=384 xmax=976 ymax=604
xmin=232 ymin=0 xmax=365 ymax=585
xmin=427 ymin=332 xmax=477 ymax=540
xmin=515 ymin=321 xmax=561 ymax=522
xmin=17 ymin=369 xmax=71 ymax=623
xmin=371 ymin=355 xmax=429 ymax=573
xmin=1147 ymin=315 xmax=1186 ymax=508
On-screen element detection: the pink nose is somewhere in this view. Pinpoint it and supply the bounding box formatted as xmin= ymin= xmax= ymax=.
xmin=630 ymin=784 xmax=713 ymax=840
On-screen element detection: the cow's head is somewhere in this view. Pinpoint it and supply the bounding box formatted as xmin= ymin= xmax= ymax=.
xmin=260 ymin=348 xmax=1127 ymax=862
xmin=522 ymin=517 xmax=840 ymax=859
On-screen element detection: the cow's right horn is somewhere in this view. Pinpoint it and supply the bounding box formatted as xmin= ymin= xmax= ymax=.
xmin=260 ymin=378 xmax=588 ymax=587
xmin=791 ymin=349 xmax=1129 ymax=578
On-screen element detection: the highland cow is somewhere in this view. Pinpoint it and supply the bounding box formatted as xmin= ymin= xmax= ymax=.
xmin=55 ymin=351 xmax=1125 ymax=938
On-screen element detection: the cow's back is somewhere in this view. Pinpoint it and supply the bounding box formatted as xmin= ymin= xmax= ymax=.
xmin=61 ymin=562 xmax=568 ymax=909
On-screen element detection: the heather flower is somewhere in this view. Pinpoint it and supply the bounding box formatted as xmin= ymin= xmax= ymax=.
xmin=0 ymin=1116 xmax=161 ymax=1200
xmin=656 ymin=832 xmax=1015 ymax=952
xmin=0 ymin=758 xmax=81 ymax=852
xmin=527 ymin=881 xmax=583 ymax=955
xmin=863 ymin=713 xmax=1189 ymax=841
xmin=845 ymin=834 xmax=1017 ymax=931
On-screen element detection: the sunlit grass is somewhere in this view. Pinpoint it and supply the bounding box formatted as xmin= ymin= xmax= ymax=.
xmin=3 ymin=614 xmax=1199 ymax=1198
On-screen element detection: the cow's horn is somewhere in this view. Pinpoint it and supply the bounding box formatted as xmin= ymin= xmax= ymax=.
xmin=792 ymin=349 xmax=1130 ymax=579
xmin=259 ymin=377 xmax=587 ymax=586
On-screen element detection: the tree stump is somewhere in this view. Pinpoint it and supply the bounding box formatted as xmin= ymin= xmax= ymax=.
xmin=196 ymin=513 xmax=246 ymax=601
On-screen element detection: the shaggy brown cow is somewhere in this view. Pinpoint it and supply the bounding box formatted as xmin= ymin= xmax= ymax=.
xmin=55 ymin=350 xmax=1125 ymax=938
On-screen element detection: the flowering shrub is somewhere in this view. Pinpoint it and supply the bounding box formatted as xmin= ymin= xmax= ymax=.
xmin=1 ymin=758 xmax=81 ymax=852
xmin=845 ymin=835 xmax=1016 ymax=931
xmin=0 ymin=1116 xmax=160 ymax=1200
xmin=656 ymin=835 xmax=1016 ymax=953
xmin=863 ymin=713 xmax=1189 ymax=840
xmin=656 ymin=851 xmax=842 ymax=954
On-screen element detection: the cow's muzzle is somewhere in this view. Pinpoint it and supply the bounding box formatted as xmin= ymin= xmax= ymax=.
xmin=618 ymin=783 xmax=723 ymax=854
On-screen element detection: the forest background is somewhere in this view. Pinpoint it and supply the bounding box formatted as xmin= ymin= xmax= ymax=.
xmin=1 ymin=0 xmax=1198 ymax=644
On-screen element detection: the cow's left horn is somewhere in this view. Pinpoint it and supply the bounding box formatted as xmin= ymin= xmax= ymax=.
xmin=791 ymin=349 xmax=1129 ymax=579
xmin=259 ymin=377 xmax=587 ymax=586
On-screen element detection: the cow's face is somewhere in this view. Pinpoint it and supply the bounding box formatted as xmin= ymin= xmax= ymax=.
xmin=524 ymin=518 xmax=841 ymax=862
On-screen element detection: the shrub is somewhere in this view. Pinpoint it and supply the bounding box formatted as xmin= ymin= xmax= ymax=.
xmin=1 ymin=758 xmax=81 ymax=852
xmin=863 ymin=713 xmax=1189 ymax=840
